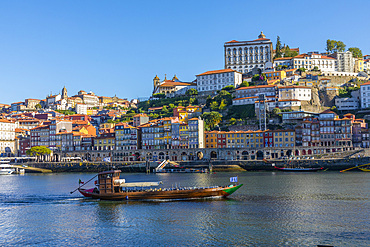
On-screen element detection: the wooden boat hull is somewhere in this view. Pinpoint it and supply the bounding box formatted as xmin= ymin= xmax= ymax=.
xmin=87 ymin=184 xmax=243 ymax=201
xmin=274 ymin=167 xmax=323 ymax=172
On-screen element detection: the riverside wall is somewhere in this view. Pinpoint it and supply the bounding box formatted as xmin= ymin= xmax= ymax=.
xmin=22 ymin=157 xmax=370 ymax=173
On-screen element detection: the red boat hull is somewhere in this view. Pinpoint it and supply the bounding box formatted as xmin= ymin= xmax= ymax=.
xmin=78 ymin=188 xmax=95 ymax=197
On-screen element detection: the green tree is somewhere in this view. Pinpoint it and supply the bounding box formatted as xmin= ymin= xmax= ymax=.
xmin=219 ymin=99 xmax=227 ymax=110
xmin=271 ymin=108 xmax=281 ymax=117
xmin=26 ymin=146 xmax=51 ymax=158
xmin=336 ymin=41 xmax=346 ymax=52
xmin=35 ymin=103 xmax=42 ymax=109
xmin=298 ymin=67 xmax=306 ymax=73
xmin=275 ymin=36 xmax=282 ymax=58
xmin=201 ymin=111 xmax=222 ymax=130
xmin=189 ymin=97 xmax=197 ymax=105
xmin=312 ymin=66 xmax=319 ymax=71
xmin=153 ymin=93 xmax=165 ymax=99
xmin=348 ymin=47 xmax=363 ymax=58
xmin=229 ymin=118 xmax=236 ymax=125
xmin=185 ymin=88 xmax=198 ymax=96
xmin=162 ymin=105 xmax=169 ymax=114
xmin=206 ymin=95 xmax=212 ymax=107
xmin=168 ymin=103 xmax=175 ymax=109
xmin=210 ymin=101 xmax=219 ymax=111
xmin=221 ymin=85 xmax=235 ymax=92
xmin=239 ymin=81 xmax=249 ymax=88
xmin=284 ymin=49 xmax=298 ymax=57
xmin=326 ymin=39 xmax=336 ymax=53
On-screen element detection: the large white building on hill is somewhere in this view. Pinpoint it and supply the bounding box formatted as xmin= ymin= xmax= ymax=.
xmin=224 ymin=32 xmax=273 ymax=74
xmin=196 ymin=69 xmax=242 ymax=93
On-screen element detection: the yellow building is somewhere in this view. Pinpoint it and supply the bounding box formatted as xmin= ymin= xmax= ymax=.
xmin=179 ymin=123 xmax=188 ymax=148
xmin=173 ymin=105 xmax=202 ymax=121
xmin=265 ymin=70 xmax=286 ymax=82
xmin=94 ymin=131 xmax=115 ymax=151
xmin=225 ymin=130 xmax=264 ymax=149
xmin=354 ymin=58 xmax=364 ymax=72
xmin=272 ymin=129 xmax=295 ymax=148
xmin=100 ymin=122 xmax=116 ymax=130
xmin=205 ymin=131 xmax=218 ymax=148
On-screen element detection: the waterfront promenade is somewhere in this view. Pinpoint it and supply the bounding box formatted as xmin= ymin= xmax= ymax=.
xmin=17 ymin=156 xmax=370 ymax=173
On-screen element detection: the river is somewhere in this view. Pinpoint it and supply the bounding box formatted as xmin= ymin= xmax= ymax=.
xmin=0 ymin=171 xmax=369 ymax=246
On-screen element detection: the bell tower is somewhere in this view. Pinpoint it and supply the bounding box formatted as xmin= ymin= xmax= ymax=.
xmin=62 ymin=86 xmax=67 ymax=99
xmin=153 ymin=75 xmax=160 ymax=88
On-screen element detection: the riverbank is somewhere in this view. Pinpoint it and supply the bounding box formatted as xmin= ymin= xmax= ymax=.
xmin=16 ymin=156 xmax=370 ymax=173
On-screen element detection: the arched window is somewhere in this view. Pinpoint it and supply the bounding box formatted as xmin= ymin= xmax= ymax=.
xmin=239 ymin=48 xmax=242 ymax=55
xmin=233 ymin=48 xmax=236 ymax=55
xmin=244 ymin=48 xmax=248 ymax=54
xmin=239 ymin=55 xmax=242 ymax=61
xmin=227 ymin=48 xmax=231 ymax=55
xmin=255 ymin=47 xmax=258 ymax=53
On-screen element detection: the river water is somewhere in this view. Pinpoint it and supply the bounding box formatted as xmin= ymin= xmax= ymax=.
xmin=0 ymin=171 xmax=368 ymax=246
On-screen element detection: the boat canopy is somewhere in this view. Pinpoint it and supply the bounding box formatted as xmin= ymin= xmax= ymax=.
xmin=116 ymin=181 xmax=162 ymax=187
xmin=0 ymin=164 xmax=12 ymax=168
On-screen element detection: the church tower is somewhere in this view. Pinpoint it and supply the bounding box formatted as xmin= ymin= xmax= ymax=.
xmin=62 ymin=86 xmax=67 ymax=99
xmin=153 ymin=75 xmax=160 ymax=88
xmin=258 ymin=31 xmax=266 ymax=39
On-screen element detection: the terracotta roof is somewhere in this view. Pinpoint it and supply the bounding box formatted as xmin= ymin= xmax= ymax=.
xmin=274 ymin=57 xmax=293 ymax=61
xmin=159 ymin=81 xmax=194 ymax=87
xmin=197 ymin=69 xmax=238 ymax=76
xmin=225 ymin=40 xmax=239 ymax=43
xmin=293 ymin=53 xmax=335 ymax=60
xmin=133 ymin=113 xmax=148 ymax=118
xmin=236 ymin=85 xmax=275 ymax=90
xmin=320 ymin=109 xmax=336 ymax=114
xmin=361 ymin=81 xmax=370 ymax=86
xmin=278 ymin=86 xmax=310 ymax=89
xmin=253 ymin=38 xmax=270 ymax=41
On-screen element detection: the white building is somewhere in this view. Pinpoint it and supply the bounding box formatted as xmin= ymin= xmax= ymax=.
xmin=0 ymin=119 xmax=16 ymax=154
xmin=292 ymin=52 xmax=336 ymax=72
xmin=46 ymin=94 xmax=62 ymax=107
xmin=254 ymin=99 xmax=301 ymax=112
xmin=360 ymin=81 xmax=370 ymax=109
xmin=75 ymin=104 xmax=88 ymax=115
xmin=196 ymin=69 xmax=242 ymax=93
xmin=278 ymin=86 xmax=311 ymax=101
xmin=232 ymin=95 xmax=276 ymax=106
xmin=224 ymin=32 xmax=273 ymax=74
xmin=233 ymin=85 xmax=276 ymax=99
xmin=335 ymin=97 xmax=359 ymax=111
xmin=153 ymin=75 xmax=196 ymax=97
xmin=273 ymin=57 xmax=293 ymax=69
xmin=332 ymin=51 xmax=354 ymax=73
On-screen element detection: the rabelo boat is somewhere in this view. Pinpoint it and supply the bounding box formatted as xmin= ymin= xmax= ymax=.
xmin=77 ymin=170 xmax=243 ymax=201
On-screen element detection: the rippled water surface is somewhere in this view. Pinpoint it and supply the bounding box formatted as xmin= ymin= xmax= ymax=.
xmin=0 ymin=172 xmax=369 ymax=246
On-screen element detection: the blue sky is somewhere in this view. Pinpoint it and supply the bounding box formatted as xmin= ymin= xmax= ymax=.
xmin=0 ymin=0 xmax=369 ymax=104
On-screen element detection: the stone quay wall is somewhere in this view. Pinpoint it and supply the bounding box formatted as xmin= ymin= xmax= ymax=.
xmin=23 ymin=156 xmax=370 ymax=173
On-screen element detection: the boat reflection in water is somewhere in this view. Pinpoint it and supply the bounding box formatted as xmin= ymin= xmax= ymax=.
xmin=77 ymin=170 xmax=242 ymax=201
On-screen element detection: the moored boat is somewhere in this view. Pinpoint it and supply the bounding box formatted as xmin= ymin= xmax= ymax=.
xmin=77 ymin=170 xmax=243 ymax=201
xmin=0 ymin=164 xmax=15 ymax=175
xmin=274 ymin=166 xmax=324 ymax=172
